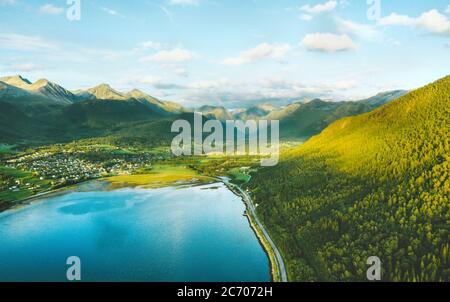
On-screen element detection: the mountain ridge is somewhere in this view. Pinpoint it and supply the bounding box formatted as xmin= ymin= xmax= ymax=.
xmin=0 ymin=76 xmax=76 ymax=105
xmin=0 ymin=74 xmax=409 ymax=146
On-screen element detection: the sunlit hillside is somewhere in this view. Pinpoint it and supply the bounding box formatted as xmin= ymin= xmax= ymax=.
xmin=249 ymin=76 xmax=450 ymax=281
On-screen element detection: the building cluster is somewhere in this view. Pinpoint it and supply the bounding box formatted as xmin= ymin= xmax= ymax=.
xmin=3 ymin=150 xmax=164 ymax=188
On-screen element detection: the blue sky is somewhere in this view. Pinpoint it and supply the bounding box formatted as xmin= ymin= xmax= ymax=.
xmin=0 ymin=0 xmax=449 ymax=107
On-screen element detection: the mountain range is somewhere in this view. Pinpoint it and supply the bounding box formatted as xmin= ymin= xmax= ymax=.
xmin=198 ymin=90 xmax=406 ymax=138
xmin=0 ymin=75 xmax=407 ymax=146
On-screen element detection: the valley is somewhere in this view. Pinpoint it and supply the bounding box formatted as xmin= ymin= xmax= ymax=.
xmin=0 ymin=74 xmax=448 ymax=282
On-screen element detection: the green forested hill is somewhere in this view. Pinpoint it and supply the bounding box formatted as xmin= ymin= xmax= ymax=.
xmin=0 ymin=101 xmax=56 ymax=144
xmin=277 ymin=99 xmax=373 ymax=139
xmin=248 ymin=76 xmax=450 ymax=281
xmin=56 ymin=99 xmax=163 ymax=128
xmin=275 ymin=90 xmax=406 ymax=140
xmin=0 ymin=97 xmax=176 ymax=146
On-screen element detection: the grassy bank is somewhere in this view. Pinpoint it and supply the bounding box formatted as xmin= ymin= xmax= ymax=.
xmin=245 ymin=211 xmax=282 ymax=282
xmin=106 ymin=164 xmax=214 ymax=189
xmin=223 ymin=179 xmax=284 ymax=282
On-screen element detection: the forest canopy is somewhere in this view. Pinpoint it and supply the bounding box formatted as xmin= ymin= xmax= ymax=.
xmin=248 ymin=75 xmax=450 ymax=281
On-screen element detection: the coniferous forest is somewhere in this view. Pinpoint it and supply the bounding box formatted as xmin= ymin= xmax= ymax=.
xmin=248 ymin=76 xmax=450 ymax=281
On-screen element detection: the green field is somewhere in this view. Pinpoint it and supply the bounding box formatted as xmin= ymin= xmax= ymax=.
xmin=106 ymin=164 xmax=213 ymax=188
xmin=228 ymin=167 xmax=252 ymax=184
xmin=0 ymin=166 xmax=52 ymax=203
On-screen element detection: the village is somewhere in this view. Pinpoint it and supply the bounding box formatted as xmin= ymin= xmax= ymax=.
xmin=0 ymin=147 xmax=172 ymax=196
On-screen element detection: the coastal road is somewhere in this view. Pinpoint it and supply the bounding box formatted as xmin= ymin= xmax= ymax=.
xmin=223 ymin=179 xmax=288 ymax=282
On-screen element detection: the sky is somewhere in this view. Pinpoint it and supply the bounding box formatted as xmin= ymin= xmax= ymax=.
xmin=0 ymin=0 xmax=449 ymax=108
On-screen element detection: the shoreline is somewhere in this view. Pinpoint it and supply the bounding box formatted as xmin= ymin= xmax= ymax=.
xmin=0 ymin=179 xmax=103 ymax=215
xmin=244 ymin=211 xmax=281 ymax=282
xmin=220 ymin=178 xmax=288 ymax=282
xmin=0 ymin=174 xmax=287 ymax=282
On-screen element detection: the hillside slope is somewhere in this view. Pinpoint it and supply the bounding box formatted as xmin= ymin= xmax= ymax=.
xmin=39 ymin=98 xmax=170 ymax=142
xmin=249 ymin=76 xmax=450 ymax=281
xmin=126 ymin=89 xmax=187 ymax=115
xmin=269 ymin=90 xmax=406 ymax=140
xmin=0 ymin=102 xmax=37 ymax=142
xmin=276 ymin=99 xmax=373 ymax=139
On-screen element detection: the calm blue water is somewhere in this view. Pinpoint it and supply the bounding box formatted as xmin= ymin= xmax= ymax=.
xmin=0 ymin=182 xmax=270 ymax=282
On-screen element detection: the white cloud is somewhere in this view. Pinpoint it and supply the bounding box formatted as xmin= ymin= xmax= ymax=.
xmin=0 ymin=33 xmax=57 ymax=51
xmin=301 ymin=33 xmax=357 ymax=52
xmin=332 ymin=79 xmax=357 ymax=90
xmin=188 ymin=79 xmax=229 ymax=90
xmin=134 ymin=41 xmax=161 ymax=51
xmin=300 ymin=14 xmax=313 ymax=21
xmin=378 ymin=9 xmax=450 ymax=36
xmin=300 ymin=1 xmax=337 ymax=14
xmin=120 ymin=74 xmax=187 ymax=91
xmin=378 ymin=13 xmax=417 ymax=26
xmin=101 ymin=7 xmax=125 ymax=18
xmin=446 ymin=5 xmax=450 ymax=14
xmin=39 ymin=4 xmax=64 ymax=15
xmin=169 ymin=0 xmax=199 ymax=6
xmin=223 ymin=43 xmax=291 ymax=65
xmin=141 ymin=48 xmax=194 ymax=63
xmin=179 ymin=76 xmax=359 ymax=106
xmin=119 ymin=73 xmax=361 ymax=107
xmin=417 ymin=10 xmax=450 ymax=35
xmin=336 ymin=18 xmax=382 ymax=41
